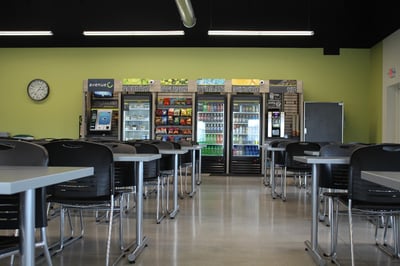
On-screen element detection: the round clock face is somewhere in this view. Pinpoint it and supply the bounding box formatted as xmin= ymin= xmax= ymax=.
xmin=27 ymin=79 xmax=50 ymax=101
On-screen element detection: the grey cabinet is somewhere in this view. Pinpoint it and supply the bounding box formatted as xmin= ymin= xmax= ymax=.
xmin=303 ymin=102 xmax=344 ymax=143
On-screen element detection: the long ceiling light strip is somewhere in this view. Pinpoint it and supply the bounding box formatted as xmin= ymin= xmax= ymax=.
xmin=0 ymin=31 xmax=53 ymax=36
xmin=208 ymin=30 xmax=314 ymax=36
xmin=83 ymin=30 xmax=185 ymax=36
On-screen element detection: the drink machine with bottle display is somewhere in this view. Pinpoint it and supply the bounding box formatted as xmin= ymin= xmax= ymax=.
xmin=267 ymin=111 xmax=285 ymax=138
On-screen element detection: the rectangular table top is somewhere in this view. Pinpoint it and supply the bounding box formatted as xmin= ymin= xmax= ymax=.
xmin=0 ymin=166 xmax=93 ymax=195
xmin=361 ymin=171 xmax=400 ymax=191
xmin=294 ymin=155 xmax=350 ymax=164
xmin=113 ymin=153 xmax=161 ymax=162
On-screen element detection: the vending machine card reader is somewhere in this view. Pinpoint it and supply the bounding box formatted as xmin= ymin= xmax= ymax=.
xmin=89 ymin=109 xmax=112 ymax=131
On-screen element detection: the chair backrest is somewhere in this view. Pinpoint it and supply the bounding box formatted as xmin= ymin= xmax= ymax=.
xmin=319 ymin=143 xmax=365 ymax=189
xmin=0 ymin=139 xmax=49 ymax=229
xmin=44 ymin=140 xmax=114 ymax=198
xmin=102 ymin=142 xmax=137 ymax=188
xmin=348 ymin=144 xmax=400 ymax=203
xmin=0 ymin=139 xmax=48 ymax=166
xmin=127 ymin=142 xmax=160 ymax=179
xmin=177 ymin=141 xmax=193 ymax=166
xmin=273 ymin=140 xmax=293 ymax=166
xmin=151 ymin=141 xmax=176 ymax=172
xmin=284 ymin=141 xmax=321 ymax=170
xmin=149 ymin=140 xmax=174 ymax=149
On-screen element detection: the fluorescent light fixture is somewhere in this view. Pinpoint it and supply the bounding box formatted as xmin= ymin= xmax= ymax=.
xmin=208 ymin=30 xmax=314 ymax=36
xmin=175 ymin=0 xmax=196 ymax=28
xmin=0 ymin=31 xmax=53 ymax=36
xmin=83 ymin=30 xmax=185 ymax=36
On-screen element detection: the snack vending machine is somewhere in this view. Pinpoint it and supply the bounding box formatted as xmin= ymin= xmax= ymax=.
xmin=121 ymin=93 xmax=152 ymax=141
xmin=196 ymin=94 xmax=227 ymax=174
xmin=230 ymin=95 xmax=262 ymax=174
xmin=154 ymin=93 xmax=193 ymax=142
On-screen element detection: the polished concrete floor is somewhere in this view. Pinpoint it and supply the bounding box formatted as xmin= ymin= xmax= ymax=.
xmin=7 ymin=175 xmax=400 ymax=266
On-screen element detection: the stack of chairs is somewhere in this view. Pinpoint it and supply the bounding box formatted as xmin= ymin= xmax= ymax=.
xmin=126 ymin=141 xmax=165 ymax=223
xmin=280 ymin=141 xmax=321 ymax=200
xmin=331 ymin=144 xmax=400 ymax=265
xmin=43 ymin=140 xmax=125 ymax=265
xmin=0 ymin=139 xmax=52 ymax=265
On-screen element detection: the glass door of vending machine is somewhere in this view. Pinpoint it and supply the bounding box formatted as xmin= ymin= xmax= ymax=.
xmin=154 ymin=93 xmax=193 ymax=142
xmin=196 ymin=95 xmax=227 ymax=174
xmin=121 ymin=94 xmax=152 ymax=141
xmin=230 ymin=95 xmax=262 ymax=174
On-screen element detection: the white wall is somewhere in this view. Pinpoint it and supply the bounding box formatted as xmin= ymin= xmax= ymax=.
xmin=382 ymin=29 xmax=400 ymax=143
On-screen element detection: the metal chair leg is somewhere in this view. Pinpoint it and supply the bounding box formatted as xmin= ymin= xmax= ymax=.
xmin=348 ymin=200 xmax=355 ymax=266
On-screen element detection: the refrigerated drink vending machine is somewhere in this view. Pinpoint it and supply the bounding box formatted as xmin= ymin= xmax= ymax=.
xmin=230 ymin=95 xmax=262 ymax=174
xmin=196 ymin=94 xmax=227 ymax=174
xmin=121 ymin=93 xmax=152 ymax=141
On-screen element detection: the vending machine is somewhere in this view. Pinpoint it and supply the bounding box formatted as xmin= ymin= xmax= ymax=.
xmin=83 ymin=79 xmax=120 ymax=140
xmin=154 ymin=93 xmax=194 ymax=142
xmin=196 ymin=94 xmax=227 ymax=174
xmin=121 ymin=93 xmax=152 ymax=141
xmin=267 ymin=111 xmax=285 ymax=138
xmin=230 ymin=95 xmax=262 ymax=175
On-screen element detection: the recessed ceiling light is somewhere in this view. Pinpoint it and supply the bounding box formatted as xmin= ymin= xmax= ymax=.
xmin=208 ymin=30 xmax=314 ymax=36
xmin=83 ymin=31 xmax=185 ymax=36
xmin=0 ymin=31 xmax=53 ymax=36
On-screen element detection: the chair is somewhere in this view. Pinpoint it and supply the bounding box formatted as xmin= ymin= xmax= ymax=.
xmin=43 ymin=140 xmax=123 ymax=266
xmin=268 ymin=140 xmax=292 ymax=195
xmin=319 ymin=143 xmax=365 ymax=225
xmin=281 ymin=141 xmax=321 ymax=200
xmin=99 ymin=141 xmax=137 ymax=214
xmin=332 ymin=144 xmax=400 ymax=265
xmin=127 ymin=141 xmax=165 ymax=223
xmin=317 ymin=143 xmax=365 ymax=257
xmin=0 ymin=139 xmax=52 ymax=265
xmin=149 ymin=140 xmax=176 ymax=184
xmin=177 ymin=141 xmax=194 ymax=197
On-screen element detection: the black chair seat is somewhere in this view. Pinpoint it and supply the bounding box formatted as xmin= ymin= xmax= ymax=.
xmin=0 ymin=237 xmax=19 ymax=255
xmin=48 ymin=195 xmax=116 ymax=206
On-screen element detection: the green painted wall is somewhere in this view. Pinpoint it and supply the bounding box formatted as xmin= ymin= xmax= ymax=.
xmin=0 ymin=47 xmax=378 ymax=143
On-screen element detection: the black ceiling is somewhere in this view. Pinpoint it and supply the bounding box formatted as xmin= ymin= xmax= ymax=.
xmin=0 ymin=0 xmax=399 ymax=49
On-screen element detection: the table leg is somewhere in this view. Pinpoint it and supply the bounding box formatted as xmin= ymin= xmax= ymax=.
xmin=20 ymin=189 xmax=35 ymax=266
xmin=270 ymin=151 xmax=276 ymax=199
xmin=169 ymin=154 xmax=180 ymax=218
xmin=304 ymin=163 xmax=327 ymax=265
xmin=127 ymin=161 xmax=148 ymax=262
xmin=264 ymin=148 xmax=270 ymax=186
xmin=197 ymin=148 xmax=202 ymax=185
xmin=189 ymin=148 xmax=196 ymax=197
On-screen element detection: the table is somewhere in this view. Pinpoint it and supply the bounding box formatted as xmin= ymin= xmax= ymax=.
xmin=361 ymin=171 xmax=400 ymax=191
xmin=0 ymin=166 xmax=93 ymax=266
xmin=181 ymin=144 xmax=204 ymax=196
xmin=266 ymin=145 xmax=286 ymax=199
xmin=157 ymin=149 xmax=188 ymax=218
xmin=293 ymin=155 xmax=349 ymax=265
xmin=113 ymin=153 xmax=161 ymax=262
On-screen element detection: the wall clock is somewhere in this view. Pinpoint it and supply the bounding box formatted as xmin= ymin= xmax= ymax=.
xmin=27 ymin=79 xmax=50 ymax=101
